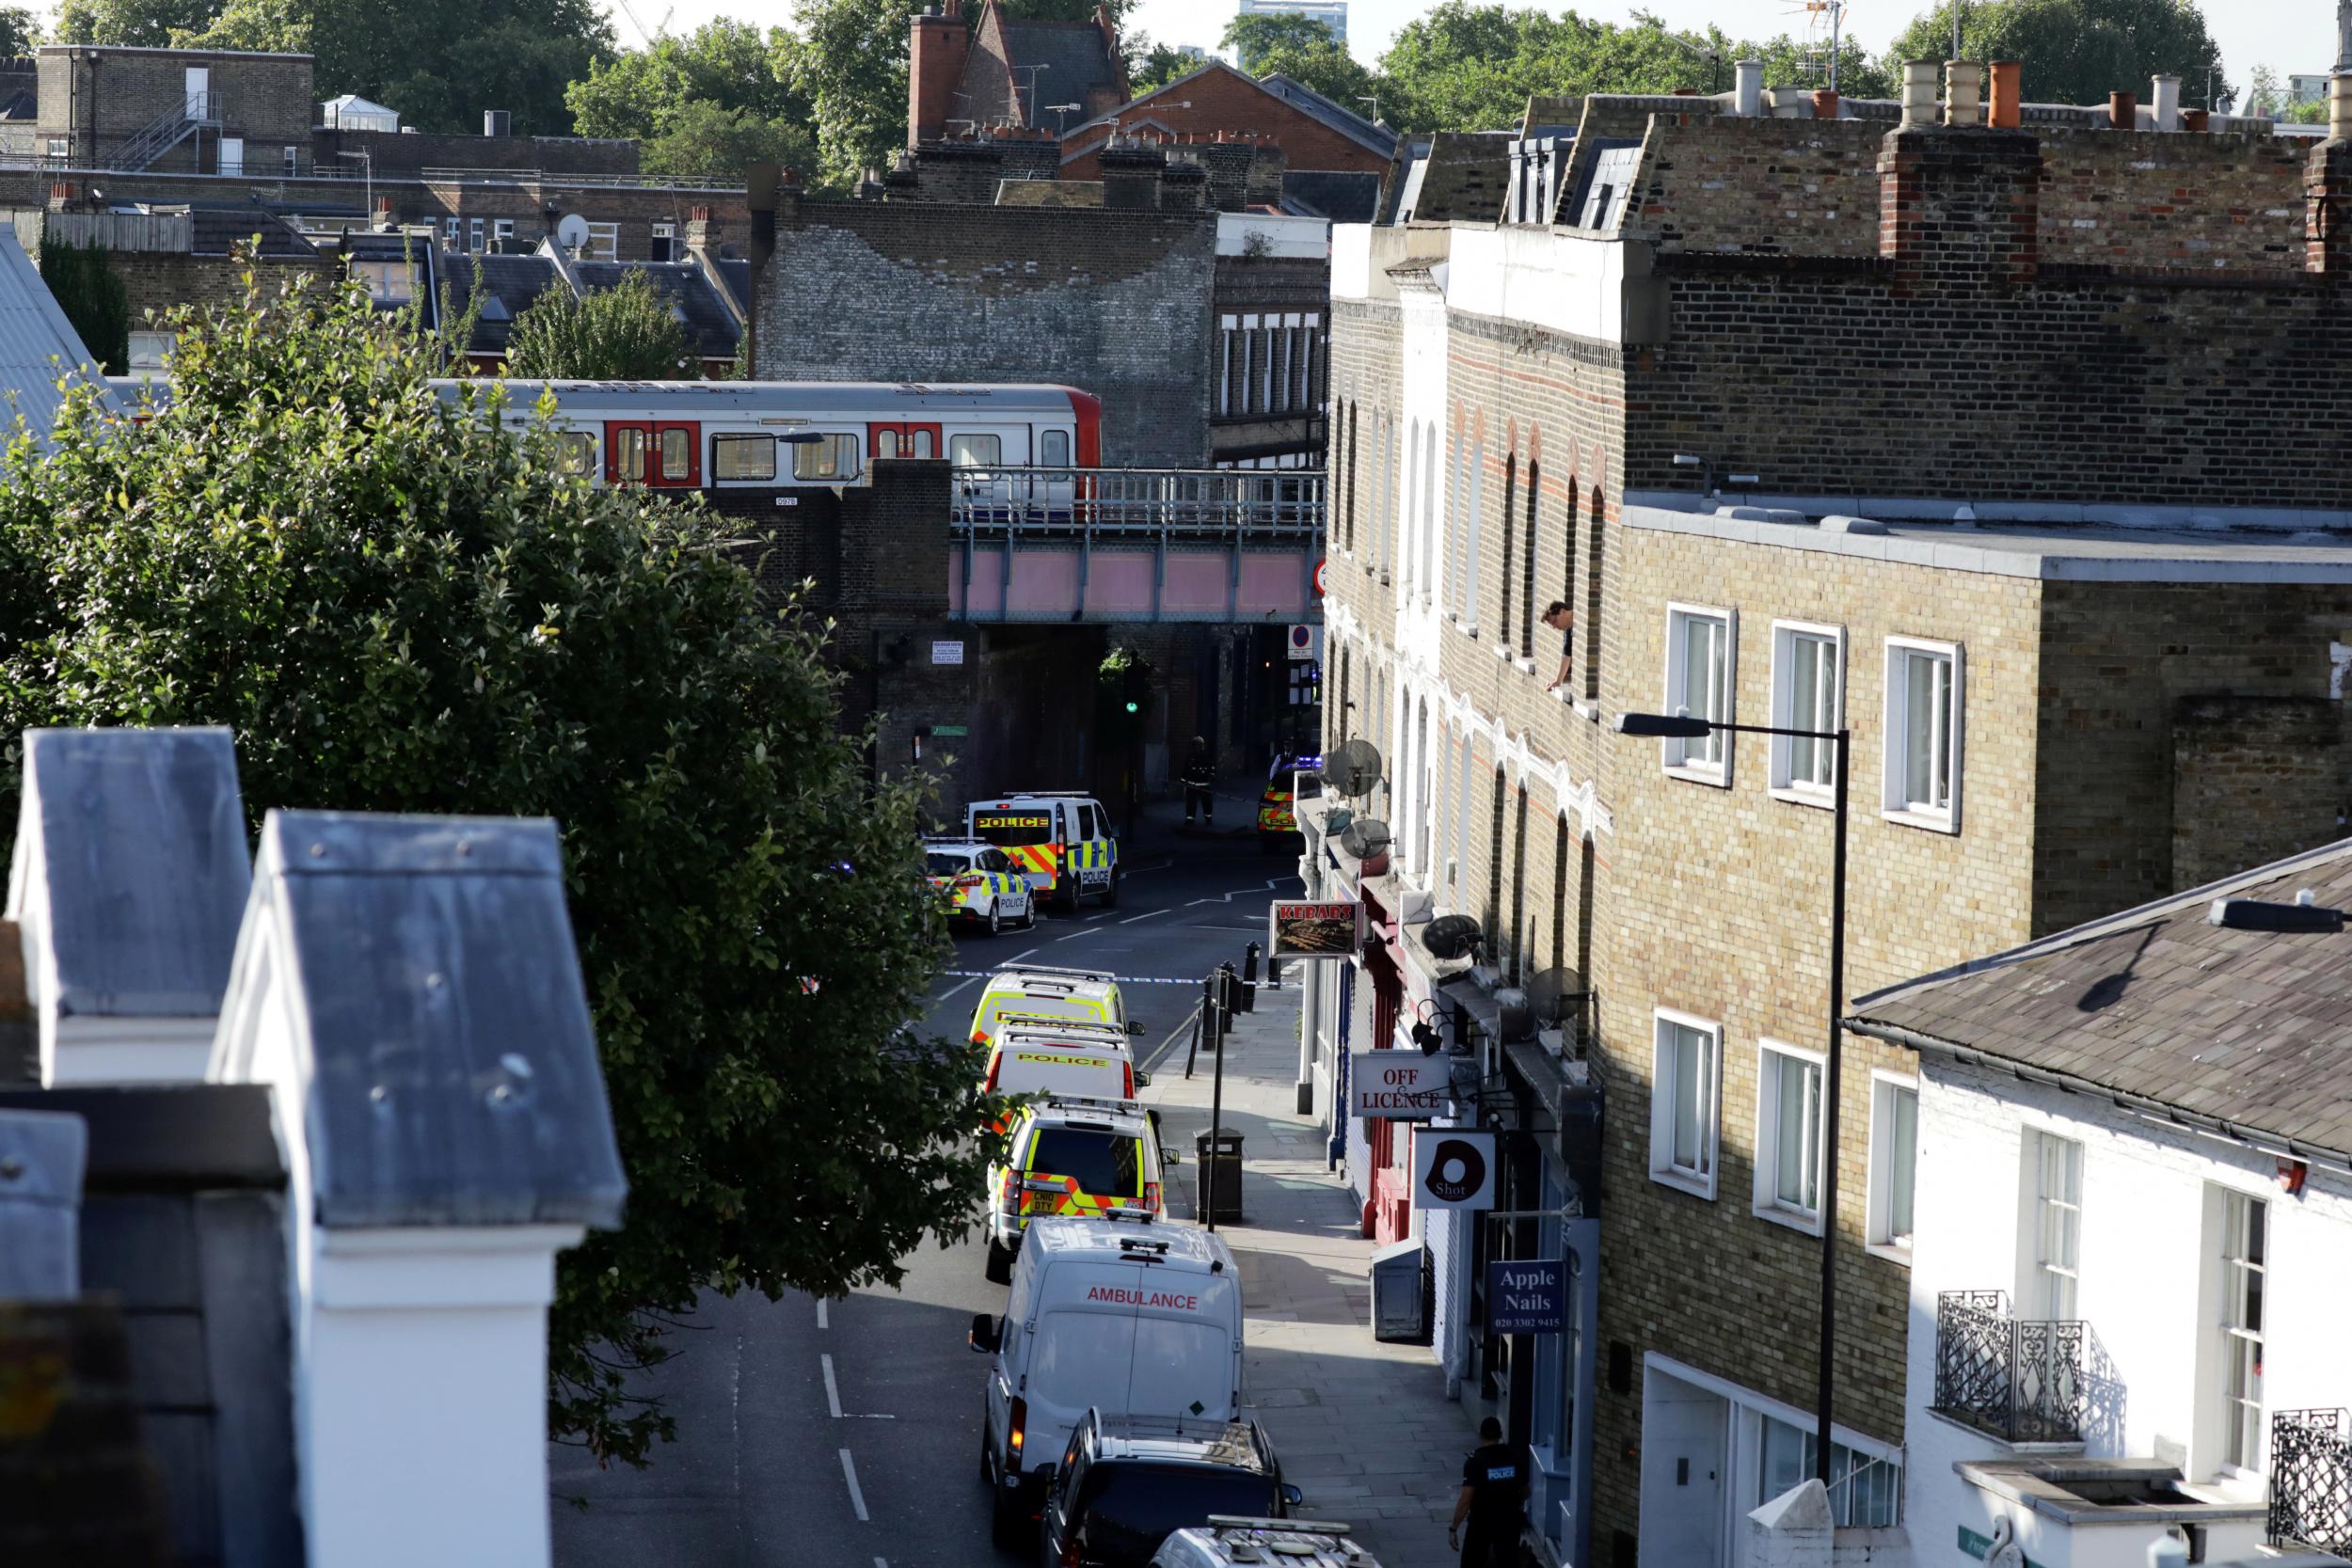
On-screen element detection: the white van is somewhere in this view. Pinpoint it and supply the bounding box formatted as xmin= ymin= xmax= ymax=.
xmin=968 ymin=1219 xmax=1244 ymax=1547
xmin=984 ymin=1022 xmax=1146 ymax=1101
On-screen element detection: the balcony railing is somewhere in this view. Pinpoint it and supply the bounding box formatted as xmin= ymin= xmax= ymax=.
xmin=1931 ymin=1289 xmax=2088 ymax=1444
xmin=2272 ymin=1408 xmax=2352 ymax=1554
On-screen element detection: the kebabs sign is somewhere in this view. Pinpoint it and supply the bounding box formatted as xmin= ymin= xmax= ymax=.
xmin=1268 ymin=896 xmax=1362 ymax=960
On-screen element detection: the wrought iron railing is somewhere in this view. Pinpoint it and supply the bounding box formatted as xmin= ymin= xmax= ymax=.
xmin=2272 ymin=1408 xmax=2352 ymax=1553
xmin=949 ymin=466 xmax=1326 ymax=542
xmin=1931 ymin=1290 xmax=2087 ymax=1444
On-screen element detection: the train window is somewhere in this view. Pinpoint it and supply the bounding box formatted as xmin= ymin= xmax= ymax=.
xmin=792 ymin=434 xmax=860 ymax=482
xmin=949 ymin=434 xmax=1000 ymax=467
xmin=876 ymin=429 xmax=899 ymax=461
xmin=660 ymin=427 xmax=691 ymax=481
xmin=553 ymin=432 xmax=595 ymax=475
xmin=614 ymin=426 xmax=647 ymax=483
xmin=713 ymin=433 xmax=777 ymax=481
xmin=1040 ymin=429 xmax=1071 ymax=467
xmin=913 ymin=430 xmax=935 ymax=459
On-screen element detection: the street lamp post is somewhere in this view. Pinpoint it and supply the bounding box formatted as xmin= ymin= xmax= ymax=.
xmin=1616 ymin=710 xmax=1850 ymax=1491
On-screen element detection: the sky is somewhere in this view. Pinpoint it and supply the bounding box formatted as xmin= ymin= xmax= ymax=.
xmin=599 ymin=0 xmax=2338 ymax=98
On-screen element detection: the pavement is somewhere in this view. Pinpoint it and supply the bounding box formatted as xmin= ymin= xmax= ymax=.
xmin=1137 ymin=974 xmax=1486 ymax=1568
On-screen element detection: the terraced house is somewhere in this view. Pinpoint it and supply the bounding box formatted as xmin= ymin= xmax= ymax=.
xmin=1309 ymin=64 xmax=2352 ymax=1568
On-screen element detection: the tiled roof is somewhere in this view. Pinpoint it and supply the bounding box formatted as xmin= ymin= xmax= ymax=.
xmin=1256 ymin=71 xmax=1397 ymax=157
xmin=184 ymin=206 xmax=319 ymax=257
xmin=1847 ymin=837 xmax=2352 ymax=1160
xmin=0 ymin=229 xmax=111 ymax=436
xmin=999 ymin=18 xmax=1121 ymax=128
xmin=1281 ymin=169 xmax=1380 ymax=222
xmin=437 ymin=252 xmax=564 ymax=353
xmin=573 ymin=259 xmax=740 ymax=358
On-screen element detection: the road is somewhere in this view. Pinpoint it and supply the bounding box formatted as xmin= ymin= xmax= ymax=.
xmin=548 ymin=814 xmax=1301 ymax=1568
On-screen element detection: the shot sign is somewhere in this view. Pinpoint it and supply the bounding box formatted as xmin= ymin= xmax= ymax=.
xmin=1410 ymin=1127 xmax=1496 ymax=1211
xmin=1349 ymin=1051 xmax=1447 ymax=1119
xmin=1487 ymin=1259 xmax=1567 ymax=1335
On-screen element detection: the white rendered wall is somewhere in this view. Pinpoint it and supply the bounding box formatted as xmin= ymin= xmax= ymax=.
xmin=1902 ymin=1056 xmax=2352 ymax=1568
xmin=1447 ymin=226 xmax=1630 ymax=345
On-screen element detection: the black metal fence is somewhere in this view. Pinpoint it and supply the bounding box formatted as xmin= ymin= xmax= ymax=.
xmin=1931 ymin=1289 xmax=2087 ymax=1444
xmin=2272 ymin=1408 xmax=2352 ymax=1553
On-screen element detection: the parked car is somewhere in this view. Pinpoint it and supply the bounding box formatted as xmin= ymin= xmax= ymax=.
xmin=1038 ymin=1410 xmax=1301 ymax=1567
xmin=1151 ymin=1518 xmax=1374 ymax=1568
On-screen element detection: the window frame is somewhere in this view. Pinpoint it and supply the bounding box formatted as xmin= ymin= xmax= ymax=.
xmin=2021 ymin=1129 xmax=2083 ymax=1321
xmin=1648 ymin=1008 xmax=1721 ymax=1201
xmin=1661 ymin=602 xmax=1737 ymax=786
xmin=1753 ymin=1038 xmax=1827 ymax=1235
xmin=1039 ymin=428 xmax=1071 ymax=467
xmin=2217 ymin=1186 xmax=2268 ymax=1476
xmin=791 ymin=432 xmax=861 ymax=483
xmin=948 ymin=433 xmax=1001 ymax=468
xmin=1883 ymin=636 xmax=1965 ymax=832
xmin=1768 ymin=619 xmax=1845 ymax=807
xmin=711 ymin=431 xmax=777 ymax=482
xmin=1865 ymin=1070 xmax=1918 ymax=1263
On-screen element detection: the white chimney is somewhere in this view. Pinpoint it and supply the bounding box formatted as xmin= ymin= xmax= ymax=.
xmin=2333 ymin=72 xmax=2352 ymax=141
xmin=2151 ymin=73 xmax=2181 ymax=131
xmin=1945 ymin=60 xmax=1982 ymax=126
xmin=1735 ymin=60 xmax=1765 ymax=118
xmin=1901 ymin=59 xmax=1940 ymax=127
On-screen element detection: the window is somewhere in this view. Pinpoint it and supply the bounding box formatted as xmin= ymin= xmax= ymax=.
xmin=659 ymin=426 xmax=691 ymax=481
xmin=1649 ymin=1011 xmax=1719 ymax=1198
xmin=712 ymin=433 xmax=776 ymax=481
xmin=219 ymin=136 xmax=244 ymax=176
xmin=469 ymin=217 xmax=485 ymax=253
xmin=126 ymin=330 xmax=175 ymax=371
xmin=911 ymin=428 xmax=935 ymax=459
xmin=1075 ymin=803 xmax=1098 ymax=840
xmin=1756 ymin=1413 xmax=1900 ymax=1528
xmin=444 ymin=216 xmax=460 ymax=245
xmin=45 ymin=137 xmax=65 ymax=160
xmin=585 ymin=220 xmax=619 ymax=261
xmin=792 ymin=433 xmax=858 ymax=481
xmin=650 ymin=221 xmax=675 ymax=261
xmin=492 ymin=218 xmax=514 ymax=245
xmin=613 ymin=426 xmax=647 ymax=483
xmin=283 ymin=144 xmax=299 ymax=174
xmin=2026 ymin=1131 xmax=2082 ymax=1320
xmin=2219 ymin=1190 xmax=2266 ymax=1471
xmin=949 ymin=433 xmax=999 ymax=467
xmin=1755 ymin=1041 xmax=1824 ymax=1230
xmin=349 ymin=258 xmax=414 ymax=305
xmin=1459 ymin=437 xmax=1484 ymax=628
xmin=1039 ymin=429 xmax=1070 ymax=467
xmin=1866 ymin=1075 xmax=1918 ymax=1259
xmin=1883 ymin=638 xmax=1963 ymax=830
xmin=875 ymin=428 xmax=899 ymax=460
xmin=1770 ymin=622 xmax=1843 ymax=801
xmin=1661 ymin=604 xmax=1734 ymax=782
xmin=551 ymin=432 xmax=595 ymax=475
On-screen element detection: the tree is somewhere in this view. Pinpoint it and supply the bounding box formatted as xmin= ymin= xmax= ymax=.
xmin=54 ymin=0 xmax=211 ymax=45
xmin=173 ymin=0 xmax=308 ymax=52
xmin=2245 ymin=63 xmax=2282 ymax=117
xmin=0 ymin=6 xmax=38 ymax=53
xmin=1222 ymin=9 xmax=1338 ymax=66
xmin=0 ymin=266 xmax=994 ymax=1465
xmin=568 ymin=20 xmax=815 ymax=181
xmin=1250 ymin=40 xmax=1381 ymax=119
xmin=644 ymin=97 xmax=818 ymax=183
xmin=775 ymin=0 xmax=911 ymax=187
xmin=37 ymin=237 xmax=129 ymax=375
xmin=1883 ymin=0 xmax=2227 ymax=110
xmin=1124 ymin=36 xmax=1200 ymax=95
xmin=505 ymin=269 xmax=697 ymax=380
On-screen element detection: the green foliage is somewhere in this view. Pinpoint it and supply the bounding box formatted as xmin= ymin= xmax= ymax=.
xmin=569 ymin=21 xmax=817 ymax=182
xmin=0 ymin=6 xmax=38 ymax=52
xmin=2286 ymin=98 xmax=2329 ymax=124
xmin=173 ymin=0 xmax=308 ymax=51
xmin=1883 ymin=0 xmax=2227 ymax=110
xmin=982 ymin=0 xmax=1133 ymax=24
xmin=2245 ymin=63 xmax=2281 ymax=118
xmin=54 ymin=0 xmax=211 ymax=45
xmin=1124 ymin=37 xmax=1200 ymax=95
xmin=0 ymin=265 xmax=993 ymax=1465
xmin=506 ymin=269 xmax=696 ymax=381
xmin=1222 ymin=9 xmax=1338 ymax=65
xmin=1252 ymin=39 xmax=1381 ymax=117
xmin=775 ymin=0 xmax=912 ymax=188
xmin=37 ymin=237 xmax=129 ymax=376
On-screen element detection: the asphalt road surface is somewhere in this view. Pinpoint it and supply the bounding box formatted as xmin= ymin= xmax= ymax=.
xmin=548 ymin=819 xmax=1302 ymax=1568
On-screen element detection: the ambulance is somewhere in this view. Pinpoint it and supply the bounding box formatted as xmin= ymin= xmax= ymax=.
xmin=968 ymin=965 xmax=1133 ymax=1049
xmin=981 ymin=1020 xmax=1147 ymax=1101
xmin=966 ymin=792 xmax=1120 ymax=911
xmin=983 ymin=1095 xmax=1171 ymax=1283
xmin=969 ymin=1218 xmax=1244 ymax=1547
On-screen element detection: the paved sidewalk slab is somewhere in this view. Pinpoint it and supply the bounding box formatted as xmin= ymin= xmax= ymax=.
xmin=1136 ymin=974 xmax=1481 ymax=1568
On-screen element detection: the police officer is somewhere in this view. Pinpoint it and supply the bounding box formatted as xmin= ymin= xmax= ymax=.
xmin=1182 ymin=736 xmax=1215 ymax=826
xmin=1448 ymin=1416 xmax=1533 ymax=1568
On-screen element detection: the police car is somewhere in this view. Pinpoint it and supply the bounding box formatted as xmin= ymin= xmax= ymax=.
xmin=966 ymin=792 xmax=1120 ymax=911
xmin=923 ymin=837 xmax=1036 ymax=936
xmin=1256 ymin=752 xmax=1320 ymax=854
xmin=984 ymin=1095 xmax=1173 ymax=1284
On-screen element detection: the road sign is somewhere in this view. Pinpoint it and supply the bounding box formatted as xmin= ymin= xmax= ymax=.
xmin=1410 ymin=1127 xmax=1495 ymax=1211
xmin=1312 ymin=558 xmax=1327 ymax=596
xmin=933 ymin=725 xmax=968 ymax=737
xmin=1287 ymin=624 xmax=1316 ymax=661
xmin=1487 ymin=1259 xmax=1567 ymax=1335
xmin=931 ymin=640 xmax=965 ymax=666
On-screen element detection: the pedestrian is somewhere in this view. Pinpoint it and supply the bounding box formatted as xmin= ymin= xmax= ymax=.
xmin=1182 ymin=736 xmax=1215 ymax=826
xmin=1540 ymin=601 xmax=1575 ymax=692
xmin=1448 ymin=1415 xmax=1534 ymax=1568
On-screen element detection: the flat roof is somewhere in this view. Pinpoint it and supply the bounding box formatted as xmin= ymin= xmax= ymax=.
xmin=1624 ymin=496 xmax=2352 ymax=584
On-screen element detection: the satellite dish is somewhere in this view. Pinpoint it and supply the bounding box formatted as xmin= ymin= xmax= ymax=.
xmin=554 ymin=212 xmax=592 ymax=254
xmin=1339 ymin=816 xmax=1391 ymax=861
xmin=1526 ymin=968 xmax=1590 ymax=1032
xmin=1324 ymin=738 xmax=1384 ymax=800
xmin=1422 ymin=913 xmax=1484 ymax=961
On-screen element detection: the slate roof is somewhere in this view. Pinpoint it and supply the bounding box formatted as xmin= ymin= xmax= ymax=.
xmin=181 ymin=205 xmax=319 ymax=257
xmin=1847 ymin=837 xmax=2352 ymax=1162
xmin=999 ymin=17 xmax=1122 ymax=128
xmin=437 ymin=253 xmax=740 ymax=360
xmin=1257 ymin=71 xmax=1397 ymax=158
xmin=0 ymin=229 xmax=111 ymax=434
xmin=437 ymin=251 xmax=565 ymax=355
xmin=1281 ymin=168 xmax=1381 ymax=222
xmin=575 ymin=259 xmax=741 ymax=358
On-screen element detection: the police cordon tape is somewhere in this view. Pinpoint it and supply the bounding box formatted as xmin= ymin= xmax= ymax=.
xmin=939 ymin=971 xmax=1204 ymax=985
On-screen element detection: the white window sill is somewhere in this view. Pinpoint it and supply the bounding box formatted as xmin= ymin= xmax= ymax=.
xmin=1752 ymin=1200 xmax=1824 ymax=1239
xmin=1512 ymin=657 xmax=1537 ymax=675
xmin=1663 ymin=763 xmax=1732 ymax=790
xmin=1453 ymin=620 xmax=1480 ymax=641
xmin=1883 ymin=806 xmax=1960 ymax=835
xmin=1491 ymin=640 xmax=1513 ymax=661
xmin=1769 ymin=784 xmax=1838 ymax=813
xmin=1649 ymin=1166 xmax=1716 ymax=1202
xmin=1866 ymin=1240 xmax=1915 ymax=1268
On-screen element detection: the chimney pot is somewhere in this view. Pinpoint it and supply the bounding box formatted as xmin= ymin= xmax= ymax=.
xmin=2332 ymin=72 xmax=2352 ymax=142
xmin=2151 ymin=73 xmax=2180 ymax=132
xmin=1900 ymin=59 xmax=1940 ymax=127
xmin=1945 ymin=60 xmax=1982 ymax=126
xmin=2108 ymin=90 xmax=2137 ymax=130
xmin=1811 ymin=87 xmax=1840 ymax=120
xmin=1987 ymin=61 xmax=2022 ymax=129
xmin=1734 ymin=59 xmax=1764 ymax=117
xmin=2181 ymin=107 xmax=2208 ymax=133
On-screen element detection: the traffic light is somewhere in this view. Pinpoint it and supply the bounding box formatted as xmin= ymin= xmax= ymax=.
xmin=1124 ymin=698 xmax=1139 ymax=713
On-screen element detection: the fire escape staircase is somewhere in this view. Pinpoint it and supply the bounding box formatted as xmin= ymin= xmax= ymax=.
xmin=110 ymin=91 xmax=222 ymax=173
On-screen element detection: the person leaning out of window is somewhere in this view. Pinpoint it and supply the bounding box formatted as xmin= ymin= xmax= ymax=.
xmin=1541 ymin=602 xmax=1574 ymax=691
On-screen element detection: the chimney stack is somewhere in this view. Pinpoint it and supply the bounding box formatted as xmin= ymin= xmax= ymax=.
xmin=1100 ymin=141 xmax=1166 ymax=210
xmin=1988 ymin=61 xmax=2022 ymax=129
xmin=1944 ymin=60 xmax=1981 ymax=126
xmin=1734 ymin=59 xmax=1764 ymax=117
xmin=1900 ymin=59 xmax=1939 ymax=127
xmin=2151 ymin=74 xmax=2180 ymax=132
xmin=907 ymin=6 xmax=972 ymax=149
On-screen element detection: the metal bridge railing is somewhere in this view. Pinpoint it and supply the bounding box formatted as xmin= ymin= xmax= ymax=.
xmin=949 ymin=467 xmax=1326 ymax=542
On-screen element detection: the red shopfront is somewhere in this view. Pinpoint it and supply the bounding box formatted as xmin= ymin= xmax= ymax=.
xmin=1358 ymin=884 xmax=1419 ymax=1246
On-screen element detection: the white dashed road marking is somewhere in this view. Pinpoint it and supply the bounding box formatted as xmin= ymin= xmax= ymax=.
xmin=821 ymin=1354 xmax=844 ymax=1418
xmin=839 ymin=1449 xmax=869 ymax=1521
xmin=1118 ymin=909 xmax=1168 ymax=924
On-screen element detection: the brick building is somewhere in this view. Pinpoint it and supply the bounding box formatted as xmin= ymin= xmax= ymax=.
xmin=907 ymin=0 xmax=1125 ymax=145
xmin=1306 ymin=66 xmax=2352 ymax=1568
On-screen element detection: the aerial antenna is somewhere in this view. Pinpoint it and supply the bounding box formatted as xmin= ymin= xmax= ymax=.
xmin=1010 ymin=62 xmax=1051 ymax=125
xmin=610 ymin=0 xmax=671 ymax=46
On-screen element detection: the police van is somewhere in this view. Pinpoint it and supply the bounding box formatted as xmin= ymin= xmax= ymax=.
xmin=968 ymin=965 xmax=1133 ymax=1048
xmin=984 ymin=1095 xmax=1171 ymax=1282
xmin=966 ymin=792 xmax=1120 ymax=911
xmin=982 ymin=1020 xmax=1147 ymax=1101
xmin=969 ymin=1219 xmax=1245 ymax=1547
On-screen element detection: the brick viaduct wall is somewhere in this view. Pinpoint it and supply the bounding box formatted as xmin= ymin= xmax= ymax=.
xmin=755 ymin=198 xmax=1217 ymax=468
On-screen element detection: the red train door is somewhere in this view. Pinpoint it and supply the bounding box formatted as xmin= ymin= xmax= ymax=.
xmin=867 ymin=422 xmax=942 ymax=462
xmin=606 ymin=421 xmax=701 ymax=487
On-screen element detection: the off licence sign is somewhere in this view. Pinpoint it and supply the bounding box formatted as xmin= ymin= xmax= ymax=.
xmin=1350 ymin=1051 xmax=1447 ymax=1119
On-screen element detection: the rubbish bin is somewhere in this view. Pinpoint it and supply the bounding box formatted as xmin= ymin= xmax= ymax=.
xmin=1195 ymin=1129 xmax=1244 ymax=1223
